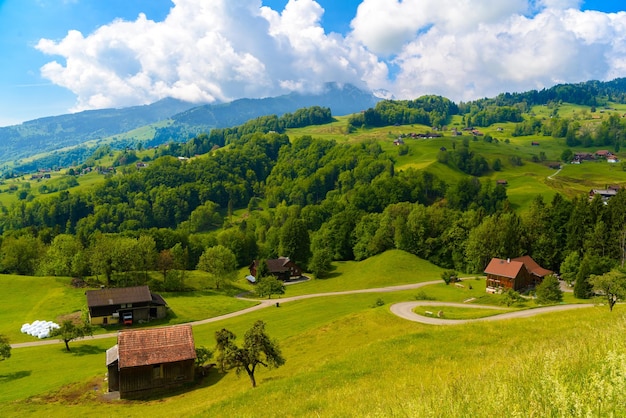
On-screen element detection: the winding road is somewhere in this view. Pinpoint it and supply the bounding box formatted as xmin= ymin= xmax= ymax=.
xmin=390 ymin=301 xmax=594 ymax=325
xmin=11 ymin=279 xmax=594 ymax=348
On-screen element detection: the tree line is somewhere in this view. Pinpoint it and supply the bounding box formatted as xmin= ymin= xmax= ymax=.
xmin=1 ymin=121 xmax=625 ymax=299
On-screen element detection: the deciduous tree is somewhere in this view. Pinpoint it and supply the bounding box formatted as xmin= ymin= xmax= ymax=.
xmin=255 ymin=276 xmax=285 ymax=299
xmin=52 ymin=320 xmax=93 ymax=352
xmin=535 ymin=275 xmax=563 ymax=305
xmin=589 ymin=269 xmax=626 ymax=311
xmin=0 ymin=335 xmax=11 ymax=361
xmin=197 ymin=245 xmax=237 ymax=289
xmin=215 ymin=320 xmax=285 ymax=388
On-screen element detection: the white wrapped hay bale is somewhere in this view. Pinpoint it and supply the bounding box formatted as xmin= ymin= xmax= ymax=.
xmin=20 ymin=320 xmax=60 ymax=338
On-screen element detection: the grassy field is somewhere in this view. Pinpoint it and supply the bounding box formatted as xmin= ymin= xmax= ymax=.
xmin=281 ymin=249 xmax=446 ymax=296
xmin=414 ymin=305 xmax=512 ymax=319
xmin=0 ymin=251 xmax=620 ymax=417
xmin=0 ymin=273 xmax=257 ymax=343
xmin=0 ymin=281 xmax=622 ymax=417
xmin=3 ymin=107 xmax=626 ymax=416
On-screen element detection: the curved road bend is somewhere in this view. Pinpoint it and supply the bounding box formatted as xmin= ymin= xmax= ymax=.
xmin=391 ymin=301 xmax=594 ymax=325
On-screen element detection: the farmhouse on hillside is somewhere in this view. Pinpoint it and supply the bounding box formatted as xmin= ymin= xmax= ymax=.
xmin=589 ymin=188 xmax=619 ymax=203
xmin=484 ymin=256 xmax=552 ymax=293
xmin=86 ymin=285 xmax=167 ymax=326
xmin=249 ymin=257 xmax=303 ymax=281
xmin=106 ymin=325 xmax=196 ymax=399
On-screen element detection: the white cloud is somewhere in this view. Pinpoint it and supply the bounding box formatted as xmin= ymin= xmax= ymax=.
xmin=36 ymin=0 xmax=384 ymax=112
xmin=352 ymin=0 xmax=626 ymax=101
xmin=35 ymin=0 xmax=626 ymax=112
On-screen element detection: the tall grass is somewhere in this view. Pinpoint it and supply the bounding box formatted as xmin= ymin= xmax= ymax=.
xmin=2 ymin=289 xmax=625 ymax=417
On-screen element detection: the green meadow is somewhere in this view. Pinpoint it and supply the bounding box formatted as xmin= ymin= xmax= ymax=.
xmin=1 ymin=251 xmax=624 ymax=417
xmin=3 ymin=106 xmax=626 ymax=416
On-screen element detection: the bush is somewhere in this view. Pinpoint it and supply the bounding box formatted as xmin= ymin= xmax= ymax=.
xmin=414 ymin=290 xmax=435 ymax=301
xmin=441 ymin=270 xmax=458 ymax=285
xmin=535 ymin=275 xmax=563 ymax=305
xmin=501 ymin=289 xmax=525 ymax=307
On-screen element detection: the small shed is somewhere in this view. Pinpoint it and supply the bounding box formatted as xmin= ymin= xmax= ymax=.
xmin=106 ymin=325 xmax=196 ymax=399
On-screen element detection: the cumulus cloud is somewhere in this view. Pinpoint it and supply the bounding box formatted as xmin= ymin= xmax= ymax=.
xmin=36 ymin=0 xmax=383 ymax=112
xmin=352 ymin=0 xmax=626 ymax=101
xmin=35 ymin=0 xmax=626 ymax=112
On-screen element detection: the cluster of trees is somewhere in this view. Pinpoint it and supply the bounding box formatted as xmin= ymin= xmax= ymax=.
xmin=510 ymin=111 xmax=626 ymax=153
xmin=348 ymin=96 xmax=458 ymax=130
xmin=437 ymin=139 xmax=491 ymax=176
xmin=204 ymin=106 xmax=332 ymax=148
xmin=463 ymin=106 xmax=523 ymax=127
xmin=459 ymin=81 xmax=602 ymax=111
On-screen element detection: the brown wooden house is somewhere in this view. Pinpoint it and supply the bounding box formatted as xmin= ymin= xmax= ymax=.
xmin=106 ymin=325 xmax=196 ymax=399
xmin=249 ymin=257 xmax=303 ymax=281
xmin=86 ymin=285 xmax=167 ymax=326
xmin=484 ymin=256 xmax=552 ymax=293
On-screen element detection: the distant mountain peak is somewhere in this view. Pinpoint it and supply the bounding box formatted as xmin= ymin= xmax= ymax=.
xmin=373 ymin=89 xmax=394 ymax=100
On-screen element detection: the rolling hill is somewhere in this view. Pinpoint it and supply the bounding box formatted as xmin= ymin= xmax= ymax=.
xmin=0 ymin=83 xmax=380 ymax=173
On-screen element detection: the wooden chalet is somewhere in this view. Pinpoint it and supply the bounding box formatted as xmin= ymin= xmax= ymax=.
xmin=589 ymin=188 xmax=618 ymax=203
xmin=106 ymin=325 xmax=196 ymax=399
xmin=249 ymin=257 xmax=303 ymax=281
xmin=484 ymin=256 xmax=552 ymax=293
xmin=86 ymin=285 xmax=167 ymax=326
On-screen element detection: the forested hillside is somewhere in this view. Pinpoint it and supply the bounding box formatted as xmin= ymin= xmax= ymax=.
xmin=2 ymin=80 xmax=626 ymax=300
xmin=1 ymin=83 xmax=379 ymax=173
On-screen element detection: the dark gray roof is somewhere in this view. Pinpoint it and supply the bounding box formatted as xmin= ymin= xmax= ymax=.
xmin=86 ymin=285 xmax=152 ymax=308
xmin=266 ymin=257 xmax=291 ymax=273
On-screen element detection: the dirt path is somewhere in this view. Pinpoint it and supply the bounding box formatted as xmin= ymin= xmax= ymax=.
xmin=10 ymin=279 xmax=591 ymax=348
xmin=390 ymin=301 xmax=594 ymax=325
xmin=547 ymin=165 xmax=563 ymax=180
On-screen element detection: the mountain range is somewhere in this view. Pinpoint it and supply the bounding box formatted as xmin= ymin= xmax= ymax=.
xmin=0 ymin=83 xmax=380 ymax=173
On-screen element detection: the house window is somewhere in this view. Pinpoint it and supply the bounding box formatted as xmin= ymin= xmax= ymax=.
xmin=152 ymin=364 xmax=163 ymax=379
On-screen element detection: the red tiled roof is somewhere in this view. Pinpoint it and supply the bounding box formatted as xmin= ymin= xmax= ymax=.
xmin=86 ymin=285 xmax=152 ymax=308
xmin=117 ymin=325 xmax=196 ymax=369
xmin=484 ymin=258 xmax=524 ymax=278
xmin=512 ymin=256 xmax=553 ymax=278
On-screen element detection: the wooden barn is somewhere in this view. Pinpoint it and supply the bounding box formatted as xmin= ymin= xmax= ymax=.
xmin=249 ymin=257 xmax=303 ymax=281
xmin=106 ymin=325 xmax=196 ymax=399
xmin=484 ymin=256 xmax=552 ymax=293
xmin=86 ymin=285 xmax=167 ymax=326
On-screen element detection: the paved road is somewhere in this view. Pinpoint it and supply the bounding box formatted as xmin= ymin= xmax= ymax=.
xmin=390 ymin=301 xmax=594 ymax=325
xmin=10 ymin=279 xmax=592 ymax=348
xmin=11 ymin=280 xmax=442 ymax=349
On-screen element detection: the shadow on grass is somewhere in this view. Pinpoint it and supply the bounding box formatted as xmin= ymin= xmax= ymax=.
xmin=0 ymin=370 xmax=31 ymax=382
xmin=195 ymin=369 xmax=226 ymax=389
xmin=124 ymin=370 xmax=226 ymax=401
xmin=71 ymin=344 xmax=106 ymax=356
xmin=316 ymin=265 xmax=340 ymax=280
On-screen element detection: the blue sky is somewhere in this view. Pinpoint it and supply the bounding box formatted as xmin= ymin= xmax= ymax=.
xmin=1 ymin=0 xmax=626 ymax=126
